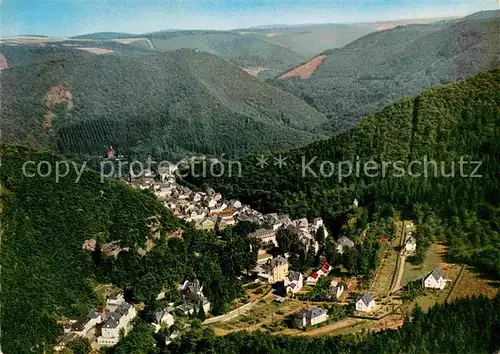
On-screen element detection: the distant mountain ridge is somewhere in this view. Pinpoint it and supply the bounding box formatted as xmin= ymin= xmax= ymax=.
xmin=271 ymin=10 xmax=500 ymax=132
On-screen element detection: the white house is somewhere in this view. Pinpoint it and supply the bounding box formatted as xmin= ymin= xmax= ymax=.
xmin=424 ymin=267 xmax=446 ymax=290
xmin=336 ymin=236 xmax=355 ymax=254
xmin=313 ymin=217 xmax=323 ymax=228
xmin=152 ymin=310 xmax=175 ymax=333
xmin=165 ymin=330 xmax=181 ymax=346
xmin=106 ymin=294 xmax=125 ymax=307
xmin=191 ymin=192 xmax=203 ymax=202
xmin=229 ymin=199 xmax=242 ymax=209
xmin=73 ymin=312 xmax=102 ymax=337
xmin=296 ymin=308 xmax=328 ymax=328
xmin=284 ymin=271 xmax=303 ymax=295
xmin=405 ymin=234 xmax=417 ymax=253
xmin=356 ymin=293 xmax=375 ymax=312
xmin=207 ymin=198 xmax=217 ymax=208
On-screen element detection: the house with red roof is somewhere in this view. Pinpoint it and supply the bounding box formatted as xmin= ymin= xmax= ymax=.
xmin=306 ymin=271 xmax=320 ymax=285
xmin=318 ymin=262 xmax=331 ymax=276
xmin=306 ymin=262 xmax=332 ymax=285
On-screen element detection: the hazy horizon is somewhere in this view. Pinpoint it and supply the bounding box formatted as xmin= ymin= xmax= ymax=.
xmin=3 ymin=0 xmax=498 ymax=38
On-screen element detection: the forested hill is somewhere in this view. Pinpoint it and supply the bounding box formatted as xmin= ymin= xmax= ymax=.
xmin=0 ymin=145 xmax=258 ymax=353
xmin=184 ymin=68 xmax=500 ymax=275
xmin=271 ymin=11 xmax=500 ymax=132
xmin=0 ymin=49 xmax=327 ymax=160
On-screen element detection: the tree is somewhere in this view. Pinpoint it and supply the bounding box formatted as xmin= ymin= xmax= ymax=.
xmin=276 ymin=227 xmax=299 ymax=254
xmin=198 ymin=305 xmax=207 ymax=321
xmin=412 ymin=304 xmax=424 ymax=323
xmin=315 ymin=227 xmax=325 ymax=244
xmin=68 ymin=337 xmax=91 ymax=354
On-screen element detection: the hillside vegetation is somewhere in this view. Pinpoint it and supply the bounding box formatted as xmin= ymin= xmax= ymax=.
xmin=69 ymin=25 xmax=376 ymax=79
xmin=0 ymin=145 xmax=258 ymax=353
xmin=271 ymin=11 xmax=500 ymax=132
xmin=0 ymin=39 xmax=151 ymax=68
xmin=170 ymin=295 xmax=500 ymax=353
xmin=1 ymin=49 xmax=327 ymax=160
xmin=147 ymin=30 xmax=307 ymax=78
xmin=184 ymin=68 xmax=500 ymax=276
xmin=246 ymin=23 xmax=376 ymax=57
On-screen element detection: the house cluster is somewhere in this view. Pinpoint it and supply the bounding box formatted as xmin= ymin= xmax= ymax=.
xmin=54 ymin=293 xmax=136 ymax=351
xmin=249 ymin=215 xmax=328 ymax=255
xmin=131 ymin=167 xmax=331 ymax=259
xmin=131 ymin=167 xmax=262 ymax=230
xmin=296 ymin=307 xmax=328 ymax=328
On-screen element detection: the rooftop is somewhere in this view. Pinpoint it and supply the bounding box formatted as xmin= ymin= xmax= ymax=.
xmin=359 ymin=293 xmax=374 ymax=306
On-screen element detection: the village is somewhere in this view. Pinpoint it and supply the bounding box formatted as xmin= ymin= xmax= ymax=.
xmin=55 ymin=164 xmax=485 ymax=351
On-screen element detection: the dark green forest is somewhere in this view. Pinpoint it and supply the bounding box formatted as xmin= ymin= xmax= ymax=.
xmin=0 ymin=145 xmax=257 ymax=353
xmin=270 ymin=11 xmax=500 ymax=132
xmin=184 ymin=68 xmax=500 ymax=276
xmin=1 ymin=48 xmax=326 ymax=161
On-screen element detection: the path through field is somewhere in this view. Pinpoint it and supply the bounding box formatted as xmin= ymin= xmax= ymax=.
xmin=389 ymin=221 xmax=407 ymax=293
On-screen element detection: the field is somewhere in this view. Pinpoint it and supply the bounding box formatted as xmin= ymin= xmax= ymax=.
xmin=207 ymin=295 xmax=305 ymax=335
xmin=402 ymin=243 xmax=456 ymax=286
xmin=369 ymin=251 xmax=398 ymax=296
xmin=447 ymin=266 xmax=500 ymax=302
xmin=368 ymin=220 xmax=402 ymax=296
xmin=280 ymin=318 xmax=364 ymax=337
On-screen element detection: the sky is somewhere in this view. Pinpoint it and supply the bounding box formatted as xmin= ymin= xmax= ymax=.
xmin=2 ymin=0 xmax=499 ymax=37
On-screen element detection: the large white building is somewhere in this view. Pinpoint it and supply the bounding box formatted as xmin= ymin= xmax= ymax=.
xmin=97 ymin=298 xmax=137 ymax=346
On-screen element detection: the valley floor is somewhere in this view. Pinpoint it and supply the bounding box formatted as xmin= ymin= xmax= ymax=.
xmin=203 ymin=220 xmax=499 ymax=338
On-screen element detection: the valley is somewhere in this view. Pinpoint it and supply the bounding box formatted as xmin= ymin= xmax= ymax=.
xmin=1 ymin=6 xmax=499 ymax=354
